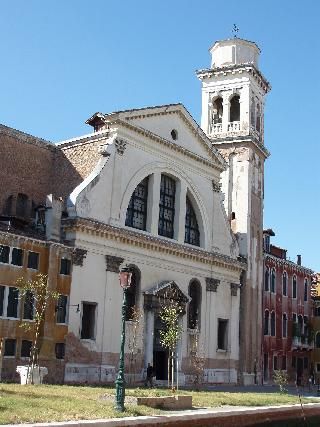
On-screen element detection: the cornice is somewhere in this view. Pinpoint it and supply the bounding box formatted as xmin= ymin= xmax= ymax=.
xmin=57 ymin=129 xmax=111 ymax=149
xmin=265 ymin=253 xmax=314 ymax=275
xmin=196 ymin=64 xmax=271 ymax=94
xmin=115 ymin=118 xmax=226 ymax=172
xmin=0 ymin=228 xmax=73 ymax=251
xmin=62 ymin=217 xmax=246 ymax=273
xmin=211 ymin=135 xmax=270 ymax=159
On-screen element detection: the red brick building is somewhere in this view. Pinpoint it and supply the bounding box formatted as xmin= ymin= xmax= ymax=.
xmin=263 ymin=230 xmax=314 ymax=385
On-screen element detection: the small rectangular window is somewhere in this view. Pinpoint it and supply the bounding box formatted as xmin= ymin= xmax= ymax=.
xmin=273 ymin=355 xmax=278 ymax=371
xmin=217 ymin=319 xmax=228 ymax=351
xmin=21 ymin=340 xmax=32 ymax=358
xmin=81 ymin=302 xmax=96 ymax=340
xmin=23 ymin=291 xmax=34 ymax=320
xmin=60 ymin=258 xmax=71 ymax=275
xmin=282 ymin=356 xmax=287 ymax=370
xmin=0 ymin=285 xmax=5 ymax=316
xmin=27 ymin=252 xmax=39 ymax=270
xmin=304 ymin=357 xmax=309 ymax=369
xmin=0 ymin=246 xmax=10 ymax=264
xmin=7 ymin=287 xmax=19 ymax=318
xmin=55 ymin=343 xmax=65 ymax=359
xmin=56 ymin=295 xmax=68 ymax=324
xmin=4 ymin=339 xmax=16 ymax=356
xmin=11 ymin=248 xmax=23 ymax=267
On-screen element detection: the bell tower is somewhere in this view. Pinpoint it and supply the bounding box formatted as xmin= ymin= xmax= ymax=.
xmin=197 ymin=38 xmax=271 ymax=385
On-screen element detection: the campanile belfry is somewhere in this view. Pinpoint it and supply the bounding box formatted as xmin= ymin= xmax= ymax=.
xmin=197 ymin=37 xmax=271 ymax=384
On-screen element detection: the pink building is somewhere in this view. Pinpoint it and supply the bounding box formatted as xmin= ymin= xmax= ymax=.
xmin=263 ymin=230 xmax=314 ymax=385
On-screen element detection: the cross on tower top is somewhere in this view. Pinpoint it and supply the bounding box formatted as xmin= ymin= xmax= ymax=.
xmin=232 ymin=24 xmax=239 ymax=38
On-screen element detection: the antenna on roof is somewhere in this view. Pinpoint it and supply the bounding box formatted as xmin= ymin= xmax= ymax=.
xmin=232 ymin=24 xmax=239 ymax=38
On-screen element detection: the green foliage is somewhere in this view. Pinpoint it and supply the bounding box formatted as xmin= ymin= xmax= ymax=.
xmin=17 ymin=274 xmax=59 ymax=382
xmin=159 ymin=305 xmax=183 ymax=352
xmin=273 ymin=370 xmax=289 ymax=393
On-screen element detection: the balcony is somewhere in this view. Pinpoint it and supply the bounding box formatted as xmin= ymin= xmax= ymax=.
xmin=228 ymin=121 xmax=241 ymax=132
xmin=292 ymin=335 xmax=314 ymax=351
xmin=209 ymin=121 xmax=242 ymax=137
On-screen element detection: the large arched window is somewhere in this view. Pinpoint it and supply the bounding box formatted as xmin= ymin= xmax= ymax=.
xmin=270 ymin=311 xmax=276 ymax=336
xmin=125 ymin=266 xmax=140 ymax=321
xmin=264 ymin=310 xmax=269 ymax=335
xmin=264 ymin=267 xmax=270 ymax=291
xmin=271 ymin=268 xmax=276 ymax=293
xmin=188 ymin=280 xmax=202 ymax=330
xmin=212 ymin=97 xmax=223 ymax=124
xmin=230 ymin=95 xmax=240 ymax=122
xmin=251 ymin=97 xmax=255 ymax=127
xmin=256 ymin=103 xmax=261 ymax=132
xmin=185 ymin=196 xmax=200 ymax=247
xmin=158 ymin=175 xmax=176 ymax=238
xmin=125 ymin=177 xmax=149 ymax=230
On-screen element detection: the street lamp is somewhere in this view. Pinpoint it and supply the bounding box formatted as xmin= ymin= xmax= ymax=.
xmin=115 ymin=265 xmax=132 ymax=412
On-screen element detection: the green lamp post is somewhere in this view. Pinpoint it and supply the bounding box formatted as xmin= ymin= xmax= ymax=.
xmin=115 ymin=265 xmax=132 ymax=412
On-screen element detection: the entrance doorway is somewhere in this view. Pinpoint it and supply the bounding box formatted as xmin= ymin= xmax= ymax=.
xmin=153 ymin=315 xmax=169 ymax=380
xmin=297 ymin=358 xmax=303 ymax=385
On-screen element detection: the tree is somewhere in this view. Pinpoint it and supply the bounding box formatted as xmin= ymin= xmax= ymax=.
xmin=17 ymin=273 xmax=59 ymax=384
xmin=189 ymin=329 xmax=205 ymax=390
xmin=159 ymin=288 xmax=183 ymax=390
xmin=273 ymin=370 xmax=289 ymax=393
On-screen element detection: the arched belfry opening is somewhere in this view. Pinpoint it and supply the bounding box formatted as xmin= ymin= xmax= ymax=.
xmin=212 ymin=97 xmax=223 ymax=124
xmin=230 ymin=95 xmax=240 ymax=122
xmin=256 ymin=103 xmax=261 ymax=132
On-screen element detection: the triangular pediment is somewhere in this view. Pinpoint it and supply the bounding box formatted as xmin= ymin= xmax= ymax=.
xmin=87 ymin=104 xmax=226 ymax=171
xmin=144 ymin=281 xmax=189 ymax=312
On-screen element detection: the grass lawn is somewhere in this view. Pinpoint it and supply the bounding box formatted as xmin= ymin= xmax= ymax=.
xmin=0 ymin=384 xmax=318 ymax=425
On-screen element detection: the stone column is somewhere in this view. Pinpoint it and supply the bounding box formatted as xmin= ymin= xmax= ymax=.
xmin=174 ymin=180 xmax=187 ymax=243
xmin=147 ymin=172 xmax=161 ymax=235
xmin=222 ymin=93 xmax=230 ymax=133
xmin=144 ymin=310 xmax=154 ymax=366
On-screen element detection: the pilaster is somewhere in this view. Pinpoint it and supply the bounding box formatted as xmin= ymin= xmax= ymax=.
xmin=147 ymin=172 xmax=161 ymax=235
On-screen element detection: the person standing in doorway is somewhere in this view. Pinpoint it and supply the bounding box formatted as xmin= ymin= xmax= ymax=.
xmin=145 ymin=363 xmax=154 ymax=387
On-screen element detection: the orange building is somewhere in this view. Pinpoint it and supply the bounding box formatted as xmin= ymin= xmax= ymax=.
xmin=0 ymin=217 xmax=73 ymax=383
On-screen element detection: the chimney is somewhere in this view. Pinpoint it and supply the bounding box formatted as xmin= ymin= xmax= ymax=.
xmin=297 ymin=255 xmax=301 ymax=266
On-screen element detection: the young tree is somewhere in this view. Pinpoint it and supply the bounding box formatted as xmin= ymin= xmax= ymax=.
xmin=189 ymin=330 xmax=206 ymax=390
xmin=159 ymin=289 xmax=183 ymax=391
xmin=17 ymin=273 xmax=59 ymax=384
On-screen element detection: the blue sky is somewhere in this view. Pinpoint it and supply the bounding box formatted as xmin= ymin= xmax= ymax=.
xmin=0 ymin=1 xmax=319 ymax=270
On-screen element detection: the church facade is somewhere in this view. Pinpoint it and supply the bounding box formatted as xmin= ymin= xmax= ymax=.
xmin=0 ymin=37 xmax=272 ymax=385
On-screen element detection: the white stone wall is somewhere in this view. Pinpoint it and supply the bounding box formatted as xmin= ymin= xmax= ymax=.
xmin=65 ymin=109 xmax=242 ymax=383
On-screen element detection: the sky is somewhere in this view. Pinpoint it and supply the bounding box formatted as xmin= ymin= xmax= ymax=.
xmin=0 ymin=0 xmax=319 ymax=271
